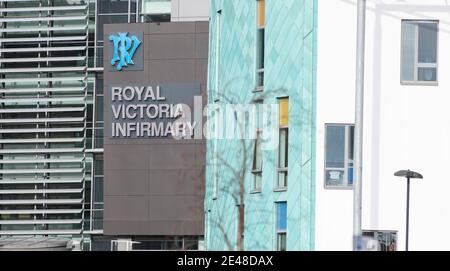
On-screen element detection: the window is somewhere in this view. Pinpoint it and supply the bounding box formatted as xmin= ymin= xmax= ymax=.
xmin=93 ymin=157 xmax=104 ymax=230
xmin=97 ymin=0 xmax=139 ymax=39
xmin=140 ymin=0 xmax=171 ymax=23
xmin=140 ymin=14 xmax=170 ymax=23
xmin=94 ymin=76 xmax=104 ymax=148
xmin=252 ymin=102 xmax=263 ymax=192
xmin=210 ymin=107 xmax=221 ymax=200
xmin=97 ymin=14 xmax=130 ymax=40
xmin=98 ymin=0 xmax=136 ymax=14
xmin=256 ymin=0 xmax=265 ymax=90
xmin=325 ymin=124 xmax=354 ymax=188
xmin=212 ymin=140 xmax=219 ymax=199
xmin=276 ymin=202 xmax=287 ymax=251
xmin=401 ymin=20 xmax=438 ymax=84
xmin=277 ymin=98 xmax=289 ymax=189
xmin=362 ymin=231 xmax=397 ymax=251
xmin=252 ymin=130 xmax=263 ymax=192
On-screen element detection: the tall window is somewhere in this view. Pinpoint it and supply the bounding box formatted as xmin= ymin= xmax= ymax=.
xmin=401 ymin=20 xmax=438 ymax=84
xmin=252 ymin=130 xmax=263 ymax=192
xmin=325 ymin=124 xmax=354 ymax=188
xmin=256 ymin=0 xmax=265 ymax=90
xmin=252 ymin=103 xmax=263 ymax=192
xmin=93 ymin=157 xmax=104 ymax=230
xmin=276 ymin=202 xmax=287 ymax=251
xmin=214 ymin=10 xmax=222 ymax=101
xmin=277 ymin=98 xmax=289 ymax=189
xmin=212 ymin=140 xmax=219 ymax=199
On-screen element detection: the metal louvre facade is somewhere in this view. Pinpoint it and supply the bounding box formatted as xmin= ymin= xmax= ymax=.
xmin=0 ymin=0 xmax=89 ymax=236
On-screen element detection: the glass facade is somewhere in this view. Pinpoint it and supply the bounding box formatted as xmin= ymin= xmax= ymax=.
xmin=0 ymin=0 xmax=175 ymax=250
xmin=206 ymin=0 xmax=317 ymax=251
xmin=0 ymin=0 xmax=91 ymax=236
xmin=140 ymin=0 xmax=171 ymax=23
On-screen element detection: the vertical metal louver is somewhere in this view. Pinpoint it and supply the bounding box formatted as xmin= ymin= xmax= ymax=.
xmin=0 ymin=0 xmax=89 ymax=236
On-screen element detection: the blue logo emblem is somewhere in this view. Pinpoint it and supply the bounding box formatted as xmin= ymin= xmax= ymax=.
xmin=109 ymin=32 xmax=142 ymax=71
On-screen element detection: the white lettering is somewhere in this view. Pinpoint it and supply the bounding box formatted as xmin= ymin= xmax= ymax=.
xmin=152 ymin=122 xmax=164 ymax=137
xmin=156 ymin=86 xmax=166 ymax=101
xmin=164 ymin=122 xmax=174 ymax=136
xmin=159 ymin=104 xmax=170 ymax=119
xmin=141 ymin=122 xmax=151 ymax=137
xmin=146 ymin=104 xmax=159 ymax=119
xmin=144 ymin=86 xmax=156 ymax=100
xmin=125 ymin=105 xmax=138 ymax=119
xmin=112 ymin=87 xmax=122 ymax=101
xmin=111 ymin=104 xmax=122 ymax=119
xmin=115 ymin=122 xmax=127 ymax=137
xmin=122 ymin=86 xmax=135 ymax=101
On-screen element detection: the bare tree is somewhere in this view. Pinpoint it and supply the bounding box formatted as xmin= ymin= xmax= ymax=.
xmin=205 ymin=80 xmax=286 ymax=251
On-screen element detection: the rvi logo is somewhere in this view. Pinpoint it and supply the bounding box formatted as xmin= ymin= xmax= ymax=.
xmin=109 ymin=32 xmax=142 ymax=71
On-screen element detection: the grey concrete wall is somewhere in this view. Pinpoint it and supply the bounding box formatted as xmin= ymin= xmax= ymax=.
xmin=103 ymin=22 xmax=208 ymax=236
xmin=171 ymin=0 xmax=210 ymax=22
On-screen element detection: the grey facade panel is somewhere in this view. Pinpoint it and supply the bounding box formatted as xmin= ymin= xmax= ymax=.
xmin=195 ymin=59 xmax=209 ymax=84
xmin=147 ymin=171 xmax=204 ymax=196
xmin=103 ymin=220 xmax=151 ymax=236
xmin=147 ymin=59 xmax=197 ymax=83
xmin=104 ymin=196 xmax=150 ymax=221
xmin=195 ymin=21 xmax=210 ymax=33
xmin=104 ymin=170 xmax=149 ymax=196
xmin=146 ymin=34 xmax=196 ymax=60
xmin=148 ymin=144 xmax=198 ymax=170
xmin=103 ymin=22 xmax=208 ymax=237
xmin=148 ymin=22 xmax=197 ymax=34
xmin=104 ymin=145 xmax=150 ymax=170
xmin=148 ymin=196 xmax=203 ymax=221
xmin=195 ymin=33 xmax=210 ymax=59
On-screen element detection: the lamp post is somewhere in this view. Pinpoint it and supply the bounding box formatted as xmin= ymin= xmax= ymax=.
xmin=353 ymin=0 xmax=366 ymax=250
xmin=394 ymin=170 xmax=423 ymax=251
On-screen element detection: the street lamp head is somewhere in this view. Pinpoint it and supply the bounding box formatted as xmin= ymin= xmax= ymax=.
xmin=394 ymin=169 xmax=422 ymax=251
xmin=394 ymin=170 xmax=423 ymax=179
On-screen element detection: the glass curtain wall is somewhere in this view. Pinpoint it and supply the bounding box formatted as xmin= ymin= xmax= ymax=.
xmin=0 ymin=0 xmax=91 ymax=236
xmin=0 ymin=0 xmax=173 ymax=249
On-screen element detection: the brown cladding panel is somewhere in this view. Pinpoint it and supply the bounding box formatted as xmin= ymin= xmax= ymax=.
xmin=103 ymin=22 xmax=208 ymax=236
xmin=146 ymin=34 xmax=196 ymax=60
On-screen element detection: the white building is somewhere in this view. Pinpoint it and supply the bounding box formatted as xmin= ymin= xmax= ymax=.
xmin=316 ymin=0 xmax=450 ymax=251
